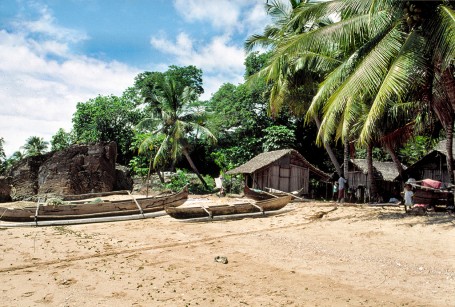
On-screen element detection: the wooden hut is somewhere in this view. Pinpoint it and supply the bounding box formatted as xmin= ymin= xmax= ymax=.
xmin=226 ymin=149 xmax=330 ymax=195
xmin=347 ymin=159 xmax=403 ymax=202
xmin=403 ymin=138 xmax=454 ymax=184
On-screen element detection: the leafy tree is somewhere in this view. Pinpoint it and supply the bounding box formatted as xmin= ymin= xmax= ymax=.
xmin=50 ymin=128 xmax=72 ymax=152
xmin=136 ymin=78 xmax=216 ymax=188
xmin=399 ymin=136 xmax=441 ymax=166
xmin=134 ymin=65 xmax=204 ymax=106
xmin=245 ymin=0 xmax=343 ymax=175
xmin=72 ymin=95 xmax=142 ymax=164
xmin=262 ymin=125 xmax=296 ymax=152
xmin=278 ymin=0 xmax=454 ymax=182
xmin=22 ymin=136 xmax=48 ymax=157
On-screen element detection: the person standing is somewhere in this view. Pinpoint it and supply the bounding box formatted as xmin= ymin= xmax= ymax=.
xmin=338 ymin=174 xmax=347 ymax=203
xmin=332 ymin=182 xmax=338 ymax=201
xmin=403 ymin=183 xmax=414 ymax=212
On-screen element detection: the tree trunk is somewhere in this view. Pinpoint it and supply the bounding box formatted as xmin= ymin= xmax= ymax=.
xmin=156 ymin=168 xmax=165 ymax=183
xmin=446 ymin=119 xmax=454 ymax=184
xmin=441 ymin=67 xmax=455 ymax=184
xmin=182 ymin=148 xmax=208 ymax=189
xmin=343 ymin=136 xmax=349 ymax=178
xmin=441 ymin=66 xmax=455 ymax=113
xmin=313 ymin=116 xmax=342 ymax=175
xmin=366 ymin=142 xmax=377 ymax=202
xmin=385 ymin=144 xmax=404 ymax=181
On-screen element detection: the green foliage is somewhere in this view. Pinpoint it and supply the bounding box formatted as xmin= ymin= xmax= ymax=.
xmin=355 ymin=147 xmax=391 ymax=162
xmin=262 ymin=125 xmax=296 ymax=152
xmin=50 ymin=128 xmax=72 ymax=152
xmin=71 ymin=94 xmax=142 ymax=164
xmin=244 ymin=51 xmax=271 ymax=79
xmin=165 ymin=169 xmax=215 ymax=194
xmin=399 ymin=136 xmax=440 ymax=166
xmin=134 ymin=65 xmax=204 ymax=106
xmin=21 ymin=136 xmax=48 ymax=157
xmin=128 ymin=132 xmax=166 ymax=177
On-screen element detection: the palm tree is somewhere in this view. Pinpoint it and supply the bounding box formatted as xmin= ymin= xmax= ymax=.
xmin=245 ymin=0 xmax=343 ymax=175
xmin=256 ymin=0 xmax=454 ymax=183
xmin=22 ymin=136 xmax=49 ymax=157
xmin=137 ymin=78 xmax=217 ymax=188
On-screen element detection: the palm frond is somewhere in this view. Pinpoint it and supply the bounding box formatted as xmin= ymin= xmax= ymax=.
xmin=359 ymin=30 xmax=428 ymax=144
xmin=429 ymin=5 xmax=455 ymax=70
xmin=318 ymin=24 xmax=406 ymax=143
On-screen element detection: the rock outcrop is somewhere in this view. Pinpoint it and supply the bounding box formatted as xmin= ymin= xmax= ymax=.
xmin=6 ymin=142 xmax=132 ymax=201
xmin=0 ymin=176 xmax=12 ymax=202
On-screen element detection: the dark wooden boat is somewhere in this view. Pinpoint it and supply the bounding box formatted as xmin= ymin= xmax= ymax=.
xmin=0 ymin=186 xmax=188 ymax=222
xmin=165 ymin=195 xmax=292 ymax=220
xmin=412 ymin=185 xmax=453 ymax=207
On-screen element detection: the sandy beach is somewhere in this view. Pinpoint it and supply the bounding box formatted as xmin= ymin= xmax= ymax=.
xmin=0 ymin=195 xmax=454 ymax=306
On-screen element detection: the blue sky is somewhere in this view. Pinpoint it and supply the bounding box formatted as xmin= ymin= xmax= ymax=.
xmin=0 ymin=0 xmax=270 ymax=157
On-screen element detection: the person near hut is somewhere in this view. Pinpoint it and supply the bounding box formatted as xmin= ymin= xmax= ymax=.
xmin=332 ymin=182 xmax=338 ymax=201
xmin=337 ymin=174 xmax=347 ymax=203
xmin=403 ymin=183 xmax=414 ymax=212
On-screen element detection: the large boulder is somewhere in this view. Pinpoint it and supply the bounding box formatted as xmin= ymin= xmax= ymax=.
xmin=9 ymin=142 xmax=121 ymax=199
xmin=0 ymin=176 xmax=12 ymax=202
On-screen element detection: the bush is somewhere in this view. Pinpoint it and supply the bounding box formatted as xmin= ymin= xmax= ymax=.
xmin=165 ymin=169 xmax=215 ymax=194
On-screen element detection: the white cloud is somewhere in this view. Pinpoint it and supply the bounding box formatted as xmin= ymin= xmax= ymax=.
xmin=154 ymin=1 xmax=271 ymax=100
xmin=0 ymin=24 xmax=139 ymax=157
xmin=13 ymin=3 xmax=89 ymax=43
xmin=150 ymin=32 xmax=246 ymax=99
xmin=173 ymin=0 xmax=241 ymax=31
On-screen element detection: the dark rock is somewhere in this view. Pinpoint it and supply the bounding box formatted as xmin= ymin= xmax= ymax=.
xmin=114 ymin=164 xmax=133 ymax=191
xmin=9 ymin=142 xmax=124 ymax=199
xmin=0 ymin=176 xmax=12 ymax=202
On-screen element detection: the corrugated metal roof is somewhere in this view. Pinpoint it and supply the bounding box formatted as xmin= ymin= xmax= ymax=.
xmin=226 ymin=149 xmax=330 ymax=181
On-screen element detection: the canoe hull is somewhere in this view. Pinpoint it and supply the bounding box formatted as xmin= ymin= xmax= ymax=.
xmin=165 ymin=195 xmax=292 ymax=220
xmin=0 ymin=187 xmax=188 ymax=222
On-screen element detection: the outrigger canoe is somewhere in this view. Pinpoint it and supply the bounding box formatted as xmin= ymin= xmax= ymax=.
xmin=165 ymin=195 xmax=292 ymax=220
xmin=244 ymin=186 xmax=304 ymax=202
xmin=0 ymin=186 xmax=188 ymax=222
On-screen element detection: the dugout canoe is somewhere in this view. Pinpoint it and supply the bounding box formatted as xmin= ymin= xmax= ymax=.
xmin=244 ymin=186 xmax=304 ymax=202
xmin=165 ymin=195 xmax=292 ymax=220
xmin=0 ymin=186 xmax=188 ymax=222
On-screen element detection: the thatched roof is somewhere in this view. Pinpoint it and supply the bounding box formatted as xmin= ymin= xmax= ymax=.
xmin=226 ymin=149 xmax=330 ymax=181
xmin=349 ymin=159 xmax=403 ymax=182
xmin=433 ymin=138 xmax=455 ymax=159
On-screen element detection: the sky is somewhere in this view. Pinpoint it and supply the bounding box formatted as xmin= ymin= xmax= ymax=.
xmin=0 ymin=0 xmax=271 ymax=157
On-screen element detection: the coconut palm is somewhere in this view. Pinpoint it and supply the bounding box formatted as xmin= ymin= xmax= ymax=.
xmin=21 ymin=136 xmax=48 ymax=157
xmin=254 ymin=0 xmax=454 ymax=183
xmin=137 ymin=77 xmax=217 ymax=188
xmin=245 ymin=0 xmax=343 ymax=175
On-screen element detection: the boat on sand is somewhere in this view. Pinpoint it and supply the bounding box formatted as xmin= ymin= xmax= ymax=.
xmin=244 ymin=186 xmax=304 ymax=202
xmin=165 ymin=195 xmax=292 ymax=220
xmin=0 ymin=186 xmax=188 ymax=222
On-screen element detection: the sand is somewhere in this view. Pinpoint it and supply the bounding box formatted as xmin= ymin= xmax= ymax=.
xmin=0 ymin=195 xmax=453 ymax=307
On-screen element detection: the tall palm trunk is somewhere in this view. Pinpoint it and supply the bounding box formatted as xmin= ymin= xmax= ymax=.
xmin=433 ymin=63 xmax=455 ymax=184
xmin=182 ymin=147 xmax=208 ymax=189
xmin=313 ymin=116 xmax=342 ymax=175
xmin=445 ymin=120 xmax=454 ymax=184
xmin=343 ymin=135 xmax=349 ymax=178
xmin=366 ymin=142 xmax=377 ymax=202
xmin=441 ymin=67 xmax=455 ymax=184
xmin=385 ymin=144 xmax=404 ymax=181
